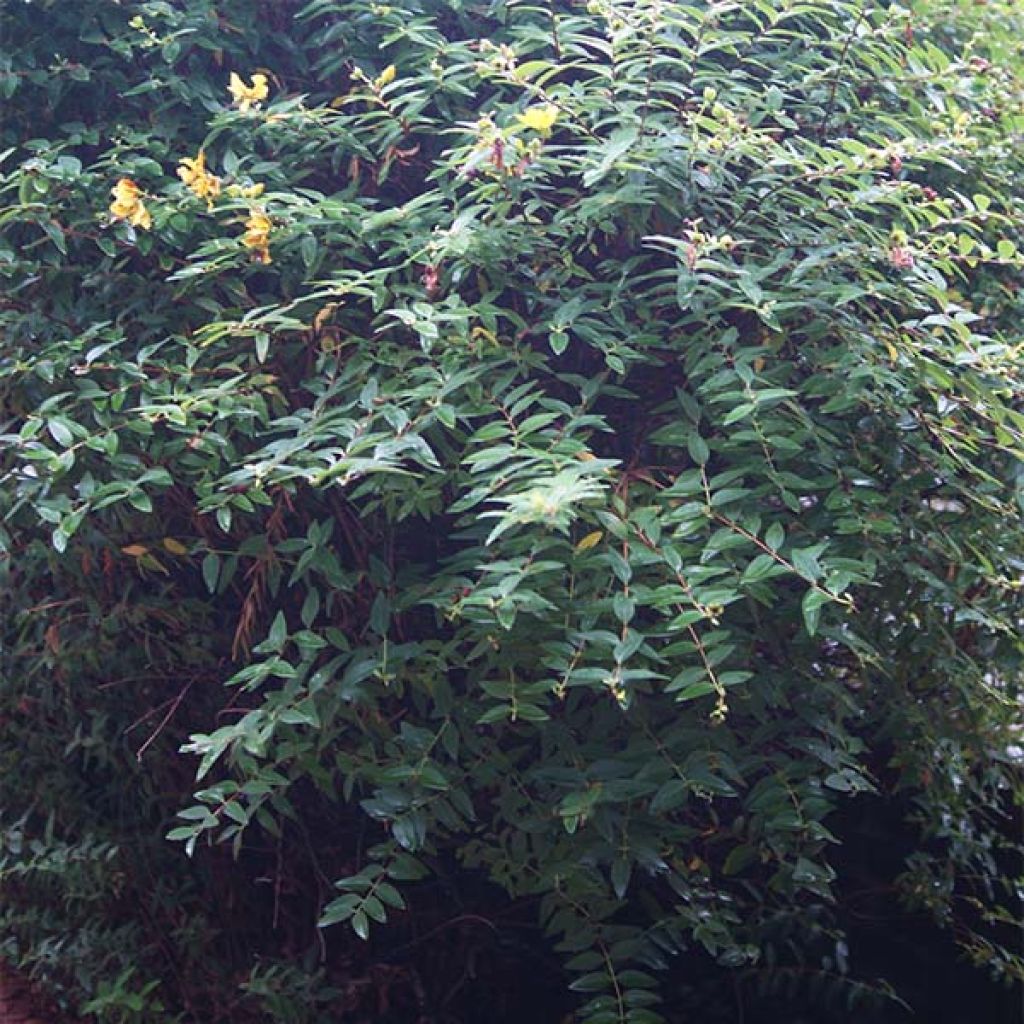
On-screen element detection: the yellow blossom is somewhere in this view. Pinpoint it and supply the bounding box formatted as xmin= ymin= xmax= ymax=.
xmin=108 ymin=177 xmax=152 ymax=230
xmin=176 ymin=151 xmax=221 ymax=208
xmin=517 ymin=104 xmax=559 ymax=136
xmin=375 ymin=64 xmax=397 ymax=88
xmin=242 ymin=207 xmax=272 ymax=264
xmin=228 ymin=71 xmax=269 ymax=112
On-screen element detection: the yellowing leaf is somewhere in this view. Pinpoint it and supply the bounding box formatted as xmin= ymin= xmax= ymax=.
xmin=121 ymin=544 xmax=149 ymax=557
xmin=575 ymin=531 xmax=603 ymax=552
xmin=313 ymin=303 xmax=338 ymax=331
xmin=162 ymin=538 xmax=188 ymax=555
xmin=470 ymin=325 xmax=498 ymax=346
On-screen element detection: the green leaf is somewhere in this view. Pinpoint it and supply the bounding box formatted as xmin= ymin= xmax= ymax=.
xmin=611 ymin=857 xmax=631 ymax=899
xmin=550 ymin=328 xmax=569 ymax=355
xmin=688 ymin=432 xmax=710 ymax=465
xmin=802 ymin=588 xmax=828 ymax=636
xmin=722 ymin=403 xmax=756 ymax=426
xmin=350 ymin=910 xmax=370 ymax=940
xmin=267 ymin=612 xmax=288 ymax=652
xmin=791 ymin=546 xmax=824 ymax=581
xmin=46 ymin=419 xmax=73 ymax=447
xmin=201 ymin=553 xmax=220 ymax=594
xmin=650 ymin=779 xmax=688 ymax=813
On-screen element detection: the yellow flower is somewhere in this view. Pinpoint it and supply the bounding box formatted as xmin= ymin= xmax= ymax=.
xmin=242 ymin=207 xmax=272 ymax=264
xmin=176 ymin=151 xmax=221 ymax=208
xmin=517 ymin=104 xmax=559 ymax=136
xmin=110 ymin=177 xmax=140 ymax=208
xmin=109 ymin=177 xmax=152 ymax=230
xmin=228 ymin=71 xmax=269 ymax=112
xmin=374 ymin=64 xmax=396 ymax=88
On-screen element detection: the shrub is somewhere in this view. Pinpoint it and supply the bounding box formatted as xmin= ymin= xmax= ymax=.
xmin=1 ymin=2 xmax=1022 ymax=1020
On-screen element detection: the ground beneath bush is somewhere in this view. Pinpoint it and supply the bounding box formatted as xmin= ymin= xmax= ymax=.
xmin=0 ymin=966 xmax=48 ymax=1024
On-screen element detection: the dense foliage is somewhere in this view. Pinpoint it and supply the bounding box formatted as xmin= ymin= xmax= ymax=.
xmin=1 ymin=1 xmax=1022 ymax=1021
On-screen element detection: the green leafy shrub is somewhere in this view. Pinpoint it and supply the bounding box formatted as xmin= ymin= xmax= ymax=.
xmin=1 ymin=1 xmax=1022 ymax=1021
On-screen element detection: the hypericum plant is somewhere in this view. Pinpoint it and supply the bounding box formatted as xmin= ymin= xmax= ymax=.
xmin=1 ymin=1 xmax=1021 ymax=1021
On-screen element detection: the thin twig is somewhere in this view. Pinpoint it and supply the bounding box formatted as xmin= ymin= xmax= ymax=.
xmin=135 ymin=679 xmax=194 ymax=761
xmin=819 ymin=3 xmax=871 ymax=140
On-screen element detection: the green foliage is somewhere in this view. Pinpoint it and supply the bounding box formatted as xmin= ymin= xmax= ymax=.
xmin=1 ymin=1 xmax=1022 ymax=1020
